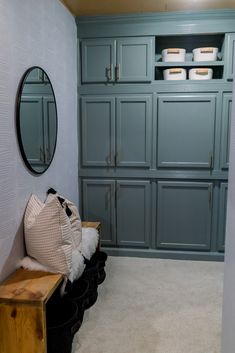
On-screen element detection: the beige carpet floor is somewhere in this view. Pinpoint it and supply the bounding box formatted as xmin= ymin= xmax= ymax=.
xmin=73 ymin=256 xmax=224 ymax=353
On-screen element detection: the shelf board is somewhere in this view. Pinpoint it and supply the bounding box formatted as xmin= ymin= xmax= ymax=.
xmin=155 ymin=60 xmax=224 ymax=67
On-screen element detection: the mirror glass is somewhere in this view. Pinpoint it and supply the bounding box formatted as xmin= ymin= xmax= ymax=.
xmin=17 ymin=67 xmax=57 ymax=174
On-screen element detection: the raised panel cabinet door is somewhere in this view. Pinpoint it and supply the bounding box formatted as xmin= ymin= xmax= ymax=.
xmin=25 ymin=68 xmax=44 ymax=83
xmin=81 ymin=39 xmax=115 ymax=83
xmin=82 ymin=179 xmax=116 ymax=245
xmin=157 ymin=94 xmax=216 ymax=168
xmin=218 ymin=183 xmax=228 ymax=251
xmin=20 ymin=96 xmax=44 ymax=167
xmin=81 ymin=96 xmax=115 ymax=166
xmin=116 ymin=96 xmax=152 ymax=167
xmin=43 ymin=96 xmax=57 ymax=164
xmin=116 ymin=180 xmax=151 ymax=247
xmin=157 ymin=181 xmax=213 ymax=250
xmin=116 ymin=37 xmax=153 ymax=82
xmin=224 ymin=33 xmax=235 ymax=81
xmin=221 ymin=93 xmax=232 ymax=169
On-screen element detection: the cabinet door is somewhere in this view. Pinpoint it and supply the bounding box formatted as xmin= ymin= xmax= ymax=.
xmin=218 ymin=183 xmax=228 ymax=251
xmin=82 ymin=180 xmax=116 ymax=245
xmin=116 ymin=37 xmax=153 ymax=82
xmin=157 ymin=94 xmax=216 ymax=168
xmin=26 ymin=68 xmax=44 ymax=83
xmin=116 ymin=96 xmax=152 ymax=167
xmin=221 ymin=93 xmax=232 ymax=169
xmin=116 ymin=180 xmax=150 ymax=247
xmin=157 ymin=181 xmax=212 ymax=250
xmin=81 ymin=97 xmax=115 ymax=166
xmin=20 ymin=96 xmax=44 ymax=167
xmin=43 ymin=97 xmax=57 ymax=164
xmin=81 ymin=39 xmax=115 ymax=83
xmin=225 ymin=33 xmax=235 ymax=81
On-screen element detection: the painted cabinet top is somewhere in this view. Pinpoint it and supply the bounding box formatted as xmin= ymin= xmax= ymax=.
xmin=76 ymin=9 xmax=235 ymax=38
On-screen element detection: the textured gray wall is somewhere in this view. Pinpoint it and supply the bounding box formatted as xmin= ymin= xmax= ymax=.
xmin=0 ymin=0 xmax=78 ymax=281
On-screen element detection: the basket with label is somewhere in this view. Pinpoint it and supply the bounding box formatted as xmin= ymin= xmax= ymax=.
xmin=163 ymin=68 xmax=186 ymax=80
xmin=162 ymin=48 xmax=186 ymax=62
xmin=193 ymin=47 xmax=218 ymax=61
xmin=189 ymin=68 xmax=213 ymax=80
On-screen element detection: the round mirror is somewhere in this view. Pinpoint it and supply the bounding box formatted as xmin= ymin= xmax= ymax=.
xmin=16 ymin=67 xmax=57 ymax=174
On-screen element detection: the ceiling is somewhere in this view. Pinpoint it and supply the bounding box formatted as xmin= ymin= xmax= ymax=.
xmin=61 ymin=0 xmax=235 ymax=16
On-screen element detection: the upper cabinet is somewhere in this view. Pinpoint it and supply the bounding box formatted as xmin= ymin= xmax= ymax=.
xmin=221 ymin=93 xmax=232 ymax=169
xmin=224 ymin=33 xmax=235 ymax=81
xmin=81 ymin=95 xmax=152 ymax=167
xmin=157 ymin=93 xmax=216 ymax=169
xmin=81 ymin=37 xmax=154 ymax=83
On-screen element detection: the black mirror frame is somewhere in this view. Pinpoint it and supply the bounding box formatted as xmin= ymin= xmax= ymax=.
xmin=16 ymin=66 xmax=58 ymax=175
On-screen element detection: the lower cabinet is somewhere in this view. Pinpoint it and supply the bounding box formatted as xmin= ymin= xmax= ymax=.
xmin=82 ymin=178 xmax=226 ymax=256
xmin=218 ymin=182 xmax=228 ymax=251
xmin=82 ymin=180 xmax=116 ymax=245
xmin=156 ymin=181 xmax=213 ymax=251
xmin=82 ymin=179 xmax=151 ymax=248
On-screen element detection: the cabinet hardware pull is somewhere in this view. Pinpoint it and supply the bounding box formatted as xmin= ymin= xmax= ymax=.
xmin=106 ymin=65 xmax=112 ymax=81
xmin=115 ymin=184 xmax=120 ymax=201
xmin=208 ymin=185 xmax=213 ymax=207
xmin=209 ymin=152 xmax=213 ymax=169
xmin=46 ymin=148 xmax=51 ymax=162
xmin=115 ymin=64 xmax=120 ymax=81
xmin=114 ymin=151 xmax=119 ymax=165
xmin=110 ymin=64 xmax=114 ymax=81
xmin=40 ymin=147 xmax=44 ymax=162
xmin=106 ymin=154 xmax=111 ymax=165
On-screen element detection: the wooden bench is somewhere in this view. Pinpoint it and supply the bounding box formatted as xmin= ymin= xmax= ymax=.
xmin=0 ymin=221 xmax=101 ymax=353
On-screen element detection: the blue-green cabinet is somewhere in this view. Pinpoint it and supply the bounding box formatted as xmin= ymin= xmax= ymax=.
xmin=218 ymin=183 xmax=228 ymax=251
xmin=221 ymin=93 xmax=232 ymax=169
xmin=81 ymin=97 xmax=115 ymax=166
xmin=116 ymin=180 xmax=151 ymax=247
xmin=157 ymin=181 xmax=213 ymax=250
xmin=81 ymin=95 xmax=152 ymax=167
xmin=225 ymin=33 xmax=235 ymax=81
xmin=116 ymin=96 xmax=151 ymax=167
xmin=82 ymin=179 xmax=151 ymax=247
xmin=81 ymin=39 xmax=115 ymax=83
xmin=81 ymin=37 xmax=153 ymax=83
xmin=82 ymin=179 xmax=116 ymax=245
xmin=157 ymin=94 xmax=216 ymax=169
xmin=20 ymin=96 xmax=44 ymax=167
xmin=20 ymin=95 xmax=56 ymax=169
xmin=116 ymin=38 xmax=153 ymax=82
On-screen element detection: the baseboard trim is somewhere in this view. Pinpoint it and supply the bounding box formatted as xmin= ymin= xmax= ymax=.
xmin=102 ymin=247 xmax=224 ymax=261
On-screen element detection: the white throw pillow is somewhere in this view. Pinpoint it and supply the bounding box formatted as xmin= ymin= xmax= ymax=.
xmin=62 ymin=198 xmax=82 ymax=250
xmin=46 ymin=192 xmax=83 ymax=250
xmin=24 ymin=194 xmax=73 ymax=276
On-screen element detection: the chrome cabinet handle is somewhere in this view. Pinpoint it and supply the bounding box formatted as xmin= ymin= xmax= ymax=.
xmin=208 ymin=151 xmax=213 ymax=169
xmin=106 ymin=154 xmax=111 ymax=165
xmin=115 ymin=64 xmax=120 ymax=81
xmin=208 ymin=185 xmax=213 ymax=208
xmin=106 ymin=64 xmax=113 ymax=81
xmin=40 ymin=147 xmax=44 ymax=162
xmin=114 ymin=151 xmax=119 ymax=165
xmin=46 ymin=148 xmax=51 ymax=162
xmin=115 ymin=184 xmax=120 ymax=201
